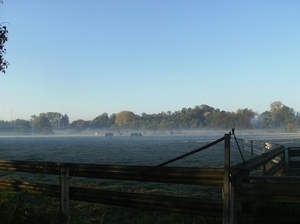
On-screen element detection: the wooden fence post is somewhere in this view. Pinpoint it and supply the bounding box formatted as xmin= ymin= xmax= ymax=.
xmin=282 ymin=148 xmax=286 ymax=170
xmin=262 ymin=142 xmax=266 ymax=153
xmin=287 ymin=147 xmax=290 ymax=170
xmin=60 ymin=167 xmax=70 ymax=219
xmin=223 ymin=133 xmax=231 ymax=224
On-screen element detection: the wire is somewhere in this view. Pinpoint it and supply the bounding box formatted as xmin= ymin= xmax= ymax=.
xmin=232 ymin=128 xmax=245 ymax=163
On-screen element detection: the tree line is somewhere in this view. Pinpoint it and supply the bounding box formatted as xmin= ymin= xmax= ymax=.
xmin=0 ymin=101 xmax=299 ymax=134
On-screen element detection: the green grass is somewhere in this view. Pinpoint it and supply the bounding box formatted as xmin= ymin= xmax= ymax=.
xmin=0 ymin=191 xmax=221 ymax=224
xmin=0 ymin=191 xmax=65 ymax=224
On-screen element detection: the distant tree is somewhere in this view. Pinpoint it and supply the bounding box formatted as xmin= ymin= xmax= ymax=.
xmin=269 ymin=101 xmax=295 ymax=127
xmin=234 ymin=108 xmax=255 ymax=128
xmin=35 ymin=112 xmax=69 ymax=128
xmin=259 ymin=111 xmax=273 ymax=128
xmin=68 ymin=121 xmax=77 ymax=129
xmin=275 ymin=105 xmax=294 ymax=127
xmin=33 ymin=116 xmax=53 ymax=134
xmin=210 ymin=111 xmax=225 ymax=128
xmin=39 ymin=112 xmax=62 ymax=127
xmin=115 ymin=111 xmax=135 ymax=127
xmin=77 ymin=120 xmax=90 ymax=130
xmin=68 ymin=119 xmax=90 ymax=131
xmin=61 ymin=114 xmax=69 ymax=127
xmin=0 ymin=120 xmax=10 ymax=127
xmin=3 ymin=101 xmax=298 ymax=132
xmin=286 ymin=122 xmax=294 ymax=132
xmin=270 ymin=101 xmax=283 ymax=114
xmin=91 ymin=113 xmax=109 ymax=129
xmin=108 ymin=113 xmax=116 ymax=127
xmin=20 ymin=120 xmax=32 ymax=133
xmin=296 ymin=112 xmax=300 ymax=128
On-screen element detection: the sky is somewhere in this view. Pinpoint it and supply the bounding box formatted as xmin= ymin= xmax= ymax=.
xmin=0 ymin=0 xmax=299 ymax=122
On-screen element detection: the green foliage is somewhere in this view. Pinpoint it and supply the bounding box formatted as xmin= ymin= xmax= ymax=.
xmin=69 ymin=119 xmax=90 ymax=132
xmin=91 ymin=113 xmax=110 ymax=129
xmin=0 ymin=120 xmax=11 ymax=127
xmin=2 ymin=101 xmax=299 ymax=133
xmin=39 ymin=112 xmax=69 ymax=128
xmin=259 ymin=101 xmax=296 ymax=129
xmin=115 ymin=111 xmax=136 ymax=126
xmin=32 ymin=115 xmax=54 ymax=134
xmin=0 ymin=22 xmax=9 ymax=74
xmin=28 ymin=113 xmax=69 ymax=134
xmin=19 ymin=120 xmax=32 ymax=133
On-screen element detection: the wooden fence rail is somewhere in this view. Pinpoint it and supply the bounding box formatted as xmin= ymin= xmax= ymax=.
xmin=287 ymin=147 xmax=300 ymax=170
xmin=0 ymin=160 xmax=225 ymax=185
xmin=0 ymin=160 xmax=225 ymax=219
xmin=231 ymin=145 xmax=285 ymax=175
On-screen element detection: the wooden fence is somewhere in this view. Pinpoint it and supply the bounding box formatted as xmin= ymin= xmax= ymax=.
xmin=231 ymin=143 xmax=300 ymax=223
xmin=287 ymin=147 xmax=300 ymax=170
xmin=0 ymin=161 xmax=225 ymax=215
xmin=0 ymin=136 xmax=227 ymax=221
xmin=0 ymin=132 xmax=300 ymax=224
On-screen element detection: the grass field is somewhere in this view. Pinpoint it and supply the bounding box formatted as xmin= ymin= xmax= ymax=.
xmin=0 ymin=191 xmax=221 ymax=224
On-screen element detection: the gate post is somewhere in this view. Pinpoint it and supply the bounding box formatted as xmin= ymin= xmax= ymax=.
xmin=60 ymin=167 xmax=70 ymax=218
xmin=223 ymin=133 xmax=231 ymax=224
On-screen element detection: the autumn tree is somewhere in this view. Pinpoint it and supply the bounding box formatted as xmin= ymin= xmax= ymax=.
xmin=115 ymin=111 xmax=135 ymax=127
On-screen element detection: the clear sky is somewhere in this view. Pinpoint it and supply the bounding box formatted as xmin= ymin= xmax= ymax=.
xmin=1 ymin=0 xmax=299 ymax=122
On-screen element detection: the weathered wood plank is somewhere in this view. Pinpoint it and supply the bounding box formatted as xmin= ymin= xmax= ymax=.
xmin=289 ymin=162 xmax=300 ymax=169
xmin=262 ymin=160 xmax=285 ymax=176
xmin=248 ymin=176 xmax=300 ymax=181
xmin=223 ymin=133 xmax=231 ymax=224
xmin=237 ymin=182 xmax=300 ymax=203
xmin=0 ymin=160 xmax=61 ymax=174
xmin=69 ymin=186 xmax=223 ymax=217
xmin=238 ymin=213 xmax=300 ymax=223
xmin=0 ymin=178 xmax=60 ymax=197
xmin=0 ymin=160 xmax=224 ymax=185
xmin=288 ymin=150 xmax=300 ymax=157
xmin=70 ymin=168 xmax=224 ymax=185
xmin=232 ymin=146 xmax=285 ymax=172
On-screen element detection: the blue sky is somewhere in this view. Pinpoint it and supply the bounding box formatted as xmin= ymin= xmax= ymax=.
xmin=1 ymin=0 xmax=299 ymax=122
